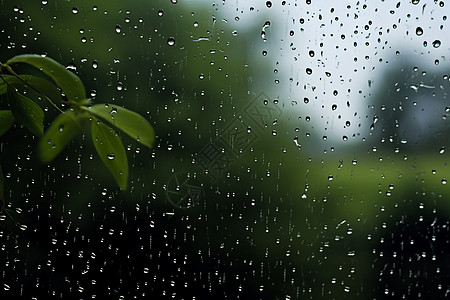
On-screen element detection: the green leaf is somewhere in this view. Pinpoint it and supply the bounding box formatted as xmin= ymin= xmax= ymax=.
xmin=7 ymin=86 xmax=44 ymax=137
xmin=38 ymin=109 xmax=88 ymax=163
xmin=87 ymin=104 xmax=155 ymax=148
xmin=0 ymin=75 xmax=21 ymax=95
xmin=91 ymin=118 xmax=128 ymax=190
xmin=0 ymin=110 xmax=15 ymax=136
xmin=0 ymin=75 xmax=62 ymax=103
xmin=6 ymin=54 xmax=86 ymax=102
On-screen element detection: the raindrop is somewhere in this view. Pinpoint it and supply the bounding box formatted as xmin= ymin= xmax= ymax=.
xmin=72 ymin=7 xmax=78 ymax=14
xmin=432 ymin=40 xmax=441 ymax=48
xmin=116 ymin=82 xmax=123 ymax=91
xmin=59 ymin=124 xmax=64 ymax=132
xmin=92 ymin=60 xmax=98 ymax=69
xmin=266 ymin=1 xmax=272 ymax=8
xmin=306 ymin=68 xmax=312 ymax=75
xmin=167 ymin=37 xmax=175 ymax=46
xmin=328 ymin=175 xmax=333 ymax=181
xmin=331 ymin=104 xmax=337 ymax=110
xmin=171 ymin=0 xmax=178 ymax=3
xmin=107 ymin=153 xmax=115 ymax=160
xmin=115 ymin=24 xmax=121 ymax=34
xmin=415 ymin=27 xmax=423 ymax=36
xmin=66 ymin=63 xmax=77 ymax=72
xmin=41 ymin=0 xmax=48 ymax=5
xmin=442 ymin=178 xmax=447 ymax=185
xmin=412 ymin=0 xmax=420 ymax=4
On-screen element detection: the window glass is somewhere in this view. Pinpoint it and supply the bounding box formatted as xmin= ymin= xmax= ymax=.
xmin=1 ymin=1 xmax=449 ymax=298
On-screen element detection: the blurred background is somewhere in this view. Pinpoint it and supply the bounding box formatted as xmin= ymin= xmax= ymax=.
xmin=1 ymin=0 xmax=450 ymax=298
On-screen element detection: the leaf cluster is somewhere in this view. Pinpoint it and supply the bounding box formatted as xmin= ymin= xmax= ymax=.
xmin=0 ymin=54 xmax=155 ymax=197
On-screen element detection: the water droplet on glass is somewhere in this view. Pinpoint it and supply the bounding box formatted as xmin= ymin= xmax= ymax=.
xmin=167 ymin=37 xmax=175 ymax=46
xmin=415 ymin=27 xmax=423 ymax=36
xmin=306 ymin=68 xmax=312 ymax=75
xmin=41 ymin=0 xmax=48 ymax=5
xmin=66 ymin=63 xmax=77 ymax=72
xmin=432 ymin=40 xmax=441 ymax=48
xmin=442 ymin=178 xmax=447 ymax=185
xmin=328 ymin=175 xmax=333 ymax=181
xmin=115 ymin=24 xmax=121 ymax=34
xmin=107 ymin=153 xmax=115 ymax=160
xmin=158 ymin=9 xmax=164 ymax=17
xmin=59 ymin=124 xmax=64 ymax=132
xmin=92 ymin=60 xmax=98 ymax=69
xmin=72 ymin=7 xmax=78 ymax=14
xmin=266 ymin=1 xmax=272 ymax=8
xmin=116 ymin=82 xmax=123 ymax=91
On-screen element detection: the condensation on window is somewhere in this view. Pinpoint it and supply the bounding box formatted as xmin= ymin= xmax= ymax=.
xmin=0 ymin=1 xmax=449 ymax=299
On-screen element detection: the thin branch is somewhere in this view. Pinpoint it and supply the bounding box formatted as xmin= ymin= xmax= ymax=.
xmin=1 ymin=63 xmax=64 ymax=113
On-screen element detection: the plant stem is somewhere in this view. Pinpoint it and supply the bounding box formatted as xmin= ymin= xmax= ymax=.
xmin=0 ymin=62 xmax=64 ymax=113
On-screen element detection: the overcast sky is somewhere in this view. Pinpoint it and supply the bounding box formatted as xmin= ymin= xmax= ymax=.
xmin=185 ymin=0 xmax=450 ymax=144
